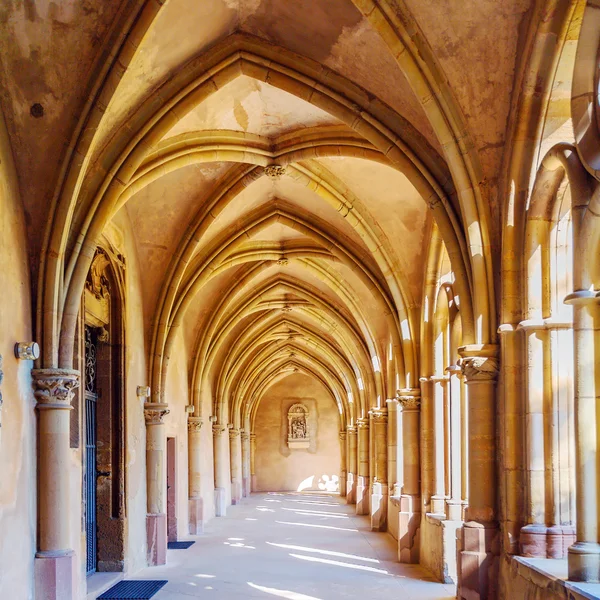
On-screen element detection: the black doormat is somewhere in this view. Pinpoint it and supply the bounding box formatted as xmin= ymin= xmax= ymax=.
xmin=168 ymin=541 xmax=195 ymax=549
xmin=98 ymin=580 xmax=167 ymax=599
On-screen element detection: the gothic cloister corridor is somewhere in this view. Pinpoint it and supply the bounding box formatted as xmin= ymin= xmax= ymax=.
xmin=2 ymin=1 xmax=600 ymax=599
xmin=129 ymin=493 xmax=455 ymax=600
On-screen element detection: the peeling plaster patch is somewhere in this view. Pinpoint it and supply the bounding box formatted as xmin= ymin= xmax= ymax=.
xmin=233 ymin=99 xmax=249 ymax=131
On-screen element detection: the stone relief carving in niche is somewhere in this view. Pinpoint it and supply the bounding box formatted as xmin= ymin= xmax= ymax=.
xmin=287 ymin=403 xmax=310 ymax=449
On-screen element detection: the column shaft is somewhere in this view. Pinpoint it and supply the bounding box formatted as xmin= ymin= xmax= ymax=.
xmin=229 ymin=428 xmax=242 ymax=504
xmin=356 ymin=418 xmax=370 ymax=515
xmin=241 ymin=432 xmax=250 ymax=497
xmin=188 ymin=417 xmax=204 ymax=534
xmin=339 ymin=431 xmax=347 ymax=497
xmin=346 ymin=427 xmax=358 ymax=504
xmin=213 ymin=423 xmax=228 ymax=516
xmin=250 ymin=433 xmax=257 ymax=492
xmin=370 ymin=408 xmax=388 ymax=531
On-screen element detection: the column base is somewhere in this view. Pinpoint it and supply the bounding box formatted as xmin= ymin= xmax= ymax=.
xmin=457 ymin=521 xmax=499 ymax=600
xmin=188 ymin=497 xmax=204 ymax=535
xmin=520 ymin=524 xmax=576 ymax=559
xmin=346 ymin=472 xmax=356 ymax=504
xmin=568 ymin=541 xmax=600 ymax=582
xmin=398 ymin=494 xmax=420 ymax=563
xmin=231 ymin=480 xmax=242 ymax=505
xmin=355 ymin=476 xmax=370 ymax=515
xmin=146 ymin=513 xmax=167 ymax=566
xmin=35 ymin=551 xmax=76 ymax=600
xmin=214 ymin=487 xmax=227 ymax=517
xmin=339 ymin=474 xmax=347 ymax=497
xmin=370 ymin=482 xmax=388 ymax=531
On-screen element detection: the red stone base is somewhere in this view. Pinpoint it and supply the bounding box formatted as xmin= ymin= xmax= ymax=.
xmin=35 ymin=551 xmax=76 ymax=600
xmin=457 ymin=522 xmax=499 ymax=600
xmin=189 ymin=497 xmax=204 ymax=535
xmin=398 ymin=494 xmax=420 ymax=563
xmin=146 ymin=513 xmax=167 ymax=566
xmin=520 ymin=524 xmax=576 ymax=558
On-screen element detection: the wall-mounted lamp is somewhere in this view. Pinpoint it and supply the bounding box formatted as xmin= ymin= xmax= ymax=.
xmin=185 ymin=404 xmax=195 ymax=414
xmin=14 ymin=342 xmax=40 ymax=361
xmin=136 ymin=386 xmax=151 ymax=398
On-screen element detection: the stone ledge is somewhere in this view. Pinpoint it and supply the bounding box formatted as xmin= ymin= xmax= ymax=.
xmin=513 ymin=556 xmax=600 ymax=600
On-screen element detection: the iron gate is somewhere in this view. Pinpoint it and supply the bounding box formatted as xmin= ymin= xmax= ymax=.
xmin=84 ymin=326 xmax=98 ymax=575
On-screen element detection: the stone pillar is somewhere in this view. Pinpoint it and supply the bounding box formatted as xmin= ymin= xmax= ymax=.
xmin=370 ymin=408 xmax=388 ymax=531
xmin=386 ymin=398 xmax=400 ymax=498
xmin=567 ymin=296 xmax=600 ymax=581
xmin=397 ymin=389 xmax=421 ymax=564
xmin=346 ymin=426 xmax=358 ymax=504
xmin=430 ymin=375 xmax=448 ymax=515
xmin=229 ymin=428 xmax=243 ymax=505
xmin=249 ymin=432 xmax=257 ymax=492
xmin=456 ymin=345 xmax=499 ymax=600
xmin=241 ymin=431 xmax=250 ymax=497
xmin=339 ymin=431 xmax=347 ymax=497
xmin=447 ymin=365 xmax=463 ymax=521
xmin=356 ymin=418 xmax=370 ymax=515
xmin=187 ymin=417 xmax=204 ymax=535
xmin=32 ymin=368 xmax=80 ymax=600
xmin=213 ymin=423 xmax=228 ymax=516
xmin=144 ymin=402 xmax=169 ymax=566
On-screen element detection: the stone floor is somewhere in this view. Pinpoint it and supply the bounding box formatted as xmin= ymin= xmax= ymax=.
xmin=128 ymin=492 xmax=456 ymax=600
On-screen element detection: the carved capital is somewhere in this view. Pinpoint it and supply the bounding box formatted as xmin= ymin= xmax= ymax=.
xmin=229 ymin=427 xmax=241 ymax=440
xmin=339 ymin=430 xmax=347 ymax=441
xmin=277 ymin=257 xmax=289 ymax=266
xmin=144 ymin=402 xmax=169 ymax=425
xmin=212 ymin=423 xmax=226 ymax=436
xmin=396 ymin=388 xmax=421 ymax=410
xmin=460 ymin=356 xmax=499 ymax=382
xmin=346 ymin=426 xmax=357 ymax=435
xmin=356 ymin=417 xmax=369 ymax=430
xmin=187 ymin=417 xmax=203 ymax=433
xmin=241 ymin=431 xmax=250 ymax=442
xmin=264 ymin=164 xmax=286 ymax=180
xmin=249 ymin=432 xmax=257 ymax=442
xmin=370 ymin=408 xmax=388 ymax=423
xmin=32 ymin=368 xmax=80 ymax=410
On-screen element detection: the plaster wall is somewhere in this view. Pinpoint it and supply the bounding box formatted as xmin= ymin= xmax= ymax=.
xmin=0 ymin=111 xmax=36 ymax=600
xmin=254 ymin=374 xmax=341 ymax=493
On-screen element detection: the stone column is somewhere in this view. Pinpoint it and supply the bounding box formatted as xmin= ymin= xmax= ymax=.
xmin=213 ymin=423 xmax=228 ymax=516
xmin=249 ymin=433 xmax=257 ymax=492
xmin=241 ymin=431 xmax=250 ymax=497
xmin=32 ymin=368 xmax=80 ymax=600
xmin=386 ymin=398 xmax=400 ymax=498
xmin=346 ymin=426 xmax=358 ymax=504
xmin=144 ymin=402 xmax=169 ymax=566
xmin=339 ymin=431 xmax=347 ymax=497
xmin=446 ymin=365 xmax=463 ymax=521
xmin=397 ymin=388 xmax=421 ymax=564
xmin=356 ymin=418 xmax=370 ymax=515
xmin=430 ymin=375 xmax=448 ymax=515
xmin=187 ymin=417 xmax=204 ymax=534
xmin=567 ymin=295 xmax=600 ymax=581
xmin=370 ymin=408 xmax=388 ymax=531
xmin=229 ymin=428 xmax=243 ymax=505
xmin=456 ymin=345 xmax=499 ymax=600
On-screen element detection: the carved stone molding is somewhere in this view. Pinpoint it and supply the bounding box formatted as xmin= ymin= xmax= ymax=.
xmin=277 ymin=257 xmax=289 ymax=266
xmin=241 ymin=431 xmax=250 ymax=442
xmin=86 ymin=249 xmax=110 ymax=299
xmin=229 ymin=428 xmax=241 ymax=440
xmin=187 ymin=417 xmax=203 ymax=433
xmin=396 ymin=388 xmax=421 ymax=410
xmin=249 ymin=432 xmax=257 ymax=442
xmin=281 ymin=305 xmax=293 ymax=313
xmin=144 ymin=402 xmax=170 ymax=425
xmin=346 ymin=426 xmax=357 ymax=435
xmin=32 ymin=368 xmax=80 ymax=410
xmin=339 ymin=430 xmax=347 ymax=441
xmin=356 ymin=417 xmax=369 ymax=429
xmin=460 ymin=356 xmax=499 ymax=382
xmin=264 ymin=165 xmax=286 ymax=180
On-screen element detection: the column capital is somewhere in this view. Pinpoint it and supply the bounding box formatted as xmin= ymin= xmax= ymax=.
xmin=339 ymin=430 xmax=347 ymax=441
xmin=458 ymin=344 xmax=499 ymax=382
xmin=396 ymin=388 xmax=421 ymax=410
xmin=144 ymin=402 xmax=169 ymax=425
xmin=212 ymin=422 xmax=226 ymax=436
xmin=229 ymin=427 xmax=240 ymax=439
xmin=187 ymin=417 xmax=203 ymax=432
xmin=369 ymin=407 xmax=388 ymax=422
xmin=346 ymin=425 xmax=357 ymax=435
xmin=241 ymin=430 xmax=249 ymax=442
xmin=32 ymin=368 xmax=80 ymax=410
xmin=249 ymin=432 xmax=257 ymax=442
xmin=356 ymin=417 xmax=369 ymax=429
